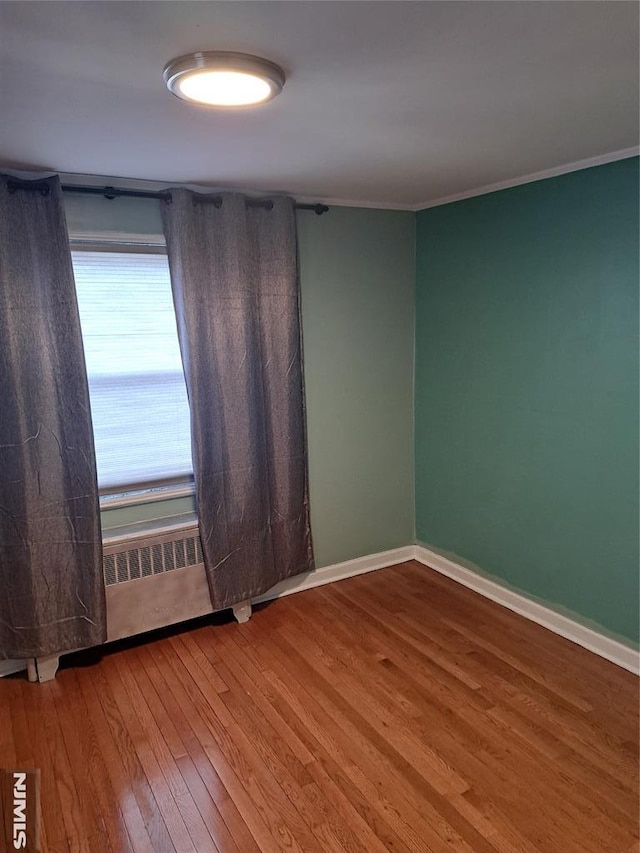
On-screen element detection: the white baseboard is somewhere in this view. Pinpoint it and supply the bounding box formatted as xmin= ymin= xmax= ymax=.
xmin=253 ymin=545 xmax=416 ymax=605
xmin=256 ymin=543 xmax=638 ymax=675
xmin=4 ymin=542 xmax=636 ymax=678
xmin=413 ymin=545 xmax=639 ymax=676
xmin=0 ymin=546 xmax=414 ymax=678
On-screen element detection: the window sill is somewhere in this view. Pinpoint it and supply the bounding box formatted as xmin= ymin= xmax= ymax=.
xmin=102 ymin=512 xmax=198 ymax=545
xmin=100 ymin=482 xmax=195 ymax=510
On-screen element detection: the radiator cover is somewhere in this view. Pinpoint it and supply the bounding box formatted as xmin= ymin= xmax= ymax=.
xmin=103 ymin=527 xmax=203 ymax=585
xmin=103 ymin=524 xmax=214 ymax=642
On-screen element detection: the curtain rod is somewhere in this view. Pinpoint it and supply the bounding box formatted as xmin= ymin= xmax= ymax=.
xmin=5 ymin=178 xmax=330 ymax=215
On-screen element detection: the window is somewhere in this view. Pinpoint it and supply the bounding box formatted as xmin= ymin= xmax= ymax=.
xmin=72 ymin=249 xmax=193 ymax=495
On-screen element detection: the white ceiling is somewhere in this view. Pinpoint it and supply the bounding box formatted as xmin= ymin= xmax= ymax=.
xmin=0 ymin=1 xmax=638 ymax=209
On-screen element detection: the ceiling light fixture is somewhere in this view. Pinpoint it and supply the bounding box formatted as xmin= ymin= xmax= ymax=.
xmin=163 ymin=51 xmax=285 ymax=107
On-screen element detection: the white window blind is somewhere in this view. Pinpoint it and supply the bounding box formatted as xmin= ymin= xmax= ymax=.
xmin=72 ymin=249 xmax=193 ymax=493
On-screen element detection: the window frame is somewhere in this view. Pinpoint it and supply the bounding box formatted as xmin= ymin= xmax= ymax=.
xmin=70 ymin=237 xmax=195 ymax=509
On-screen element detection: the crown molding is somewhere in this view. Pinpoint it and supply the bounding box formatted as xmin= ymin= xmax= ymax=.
xmin=298 ymin=146 xmax=639 ymax=211
xmin=414 ymin=146 xmax=640 ymax=211
xmin=5 ymin=146 xmax=637 ymax=213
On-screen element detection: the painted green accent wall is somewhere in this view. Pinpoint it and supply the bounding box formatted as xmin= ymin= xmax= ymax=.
xmin=415 ymin=158 xmax=639 ymax=643
xmin=299 ymin=207 xmax=415 ymax=566
xmin=89 ymin=200 xmax=416 ymax=566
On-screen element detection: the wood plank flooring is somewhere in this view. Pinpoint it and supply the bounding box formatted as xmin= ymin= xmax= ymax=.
xmin=0 ymin=560 xmax=638 ymax=852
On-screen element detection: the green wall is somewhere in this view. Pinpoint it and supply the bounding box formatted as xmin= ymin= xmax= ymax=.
xmin=299 ymin=207 xmax=415 ymax=566
xmin=71 ymin=161 xmax=638 ymax=642
xmin=415 ymin=158 xmax=639 ymax=643
xmin=74 ymin=198 xmax=416 ymax=567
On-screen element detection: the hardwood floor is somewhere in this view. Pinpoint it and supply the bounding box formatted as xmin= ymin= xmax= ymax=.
xmin=1 ymin=560 xmax=638 ymax=852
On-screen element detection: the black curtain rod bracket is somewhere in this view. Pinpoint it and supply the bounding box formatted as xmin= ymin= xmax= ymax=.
xmin=5 ymin=178 xmax=329 ymax=214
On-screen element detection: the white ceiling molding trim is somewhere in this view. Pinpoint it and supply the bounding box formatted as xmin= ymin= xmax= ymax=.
xmin=415 ymin=146 xmax=640 ymax=212
xmin=15 ymin=144 xmax=638 ymax=217
xmin=2 ymin=1 xmax=637 ymax=208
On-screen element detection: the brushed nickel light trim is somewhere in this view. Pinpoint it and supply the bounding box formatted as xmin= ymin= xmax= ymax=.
xmin=163 ymin=51 xmax=285 ymax=107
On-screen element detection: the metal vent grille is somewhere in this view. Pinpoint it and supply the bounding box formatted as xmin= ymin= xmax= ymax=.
xmin=103 ymin=528 xmax=203 ymax=586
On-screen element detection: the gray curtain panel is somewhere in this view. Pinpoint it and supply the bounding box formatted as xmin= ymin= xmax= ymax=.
xmin=162 ymin=191 xmax=314 ymax=611
xmin=0 ymin=174 xmax=106 ymax=659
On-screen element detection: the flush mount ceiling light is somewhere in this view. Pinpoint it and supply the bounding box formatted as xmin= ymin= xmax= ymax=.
xmin=163 ymin=51 xmax=285 ymax=107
